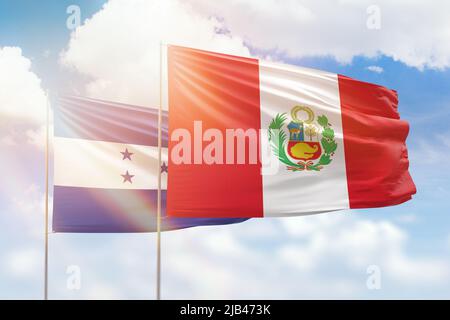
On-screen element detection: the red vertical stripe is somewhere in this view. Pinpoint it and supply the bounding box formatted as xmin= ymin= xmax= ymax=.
xmin=167 ymin=46 xmax=263 ymax=218
xmin=338 ymin=75 xmax=416 ymax=208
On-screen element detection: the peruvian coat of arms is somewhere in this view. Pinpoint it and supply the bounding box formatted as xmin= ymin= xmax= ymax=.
xmin=268 ymin=105 xmax=338 ymax=171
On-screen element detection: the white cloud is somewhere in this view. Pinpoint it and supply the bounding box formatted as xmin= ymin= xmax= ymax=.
xmin=26 ymin=127 xmax=46 ymax=148
xmin=0 ymin=47 xmax=47 ymax=124
xmin=10 ymin=184 xmax=48 ymax=238
xmin=60 ymin=0 xmax=450 ymax=107
xmin=0 ymin=47 xmax=48 ymax=146
xmin=60 ymin=0 xmax=250 ymax=107
xmin=386 ymin=253 xmax=448 ymax=284
xmin=191 ymin=0 xmax=450 ymax=70
xmin=0 ymin=134 xmax=16 ymax=146
xmin=279 ymin=215 xmax=449 ymax=285
xmin=3 ymin=247 xmax=41 ymax=279
xmin=14 ymin=214 xmax=447 ymax=299
xmin=85 ymin=284 xmax=123 ymax=300
xmin=159 ymin=214 xmax=450 ymax=298
xmin=25 ymin=124 xmax=52 ymax=149
xmin=42 ymin=49 xmax=51 ymax=58
xmin=366 ymin=65 xmax=384 ymax=73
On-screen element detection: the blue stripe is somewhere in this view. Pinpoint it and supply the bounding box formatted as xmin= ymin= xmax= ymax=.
xmin=53 ymin=186 xmax=248 ymax=233
xmin=54 ymin=96 xmax=169 ymax=147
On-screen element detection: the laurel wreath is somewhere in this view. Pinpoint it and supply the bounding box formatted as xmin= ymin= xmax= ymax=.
xmin=268 ymin=113 xmax=337 ymax=171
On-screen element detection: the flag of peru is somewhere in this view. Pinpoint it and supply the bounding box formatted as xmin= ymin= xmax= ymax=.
xmin=166 ymin=45 xmax=416 ymax=218
xmin=52 ymin=96 xmax=247 ymax=232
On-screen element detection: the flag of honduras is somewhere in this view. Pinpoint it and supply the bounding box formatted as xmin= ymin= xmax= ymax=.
xmin=52 ymin=96 xmax=247 ymax=232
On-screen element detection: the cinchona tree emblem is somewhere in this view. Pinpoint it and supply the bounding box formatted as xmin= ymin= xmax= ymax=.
xmin=268 ymin=105 xmax=338 ymax=171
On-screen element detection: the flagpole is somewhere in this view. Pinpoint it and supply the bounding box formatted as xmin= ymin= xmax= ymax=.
xmin=44 ymin=90 xmax=50 ymax=300
xmin=156 ymin=41 xmax=163 ymax=300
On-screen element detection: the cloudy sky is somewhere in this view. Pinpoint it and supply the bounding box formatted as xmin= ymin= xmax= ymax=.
xmin=1 ymin=0 xmax=450 ymax=299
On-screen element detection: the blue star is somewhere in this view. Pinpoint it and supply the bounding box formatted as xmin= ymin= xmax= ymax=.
xmin=161 ymin=162 xmax=168 ymax=173
xmin=121 ymin=148 xmax=134 ymax=160
xmin=121 ymin=170 xmax=134 ymax=183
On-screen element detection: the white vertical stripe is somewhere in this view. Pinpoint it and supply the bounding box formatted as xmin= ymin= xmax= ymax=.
xmin=54 ymin=137 xmax=168 ymax=190
xmin=259 ymin=61 xmax=349 ymax=216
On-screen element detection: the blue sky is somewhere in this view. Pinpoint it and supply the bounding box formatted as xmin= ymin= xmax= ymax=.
xmin=1 ymin=0 xmax=450 ymax=299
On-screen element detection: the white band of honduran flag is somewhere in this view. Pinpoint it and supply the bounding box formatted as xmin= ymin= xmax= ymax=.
xmin=54 ymin=138 xmax=168 ymax=190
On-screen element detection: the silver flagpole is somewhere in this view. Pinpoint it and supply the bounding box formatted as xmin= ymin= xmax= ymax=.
xmin=156 ymin=42 xmax=163 ymax=300
xmin=44 ymin=91 xmax=50 ymax=300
